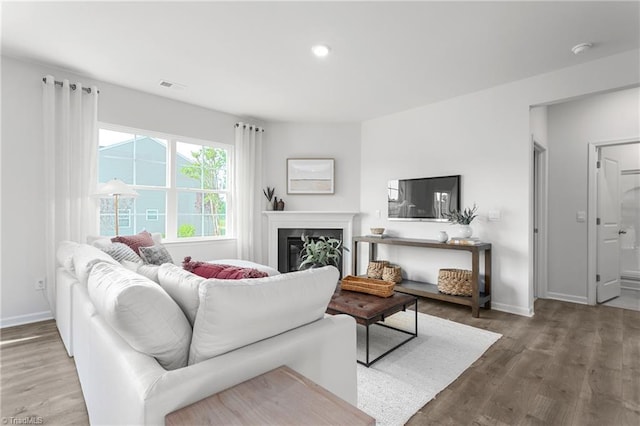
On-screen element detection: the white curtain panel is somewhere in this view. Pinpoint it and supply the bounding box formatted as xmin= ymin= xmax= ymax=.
xmin=234 ymin=123 xmax=263 ymax=262
xmin=43 ymin=76 xmax=99 ymax=314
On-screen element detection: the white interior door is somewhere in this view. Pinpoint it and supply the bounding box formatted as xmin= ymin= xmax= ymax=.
xmin=597 ymin=155 xmax=622 ymax=302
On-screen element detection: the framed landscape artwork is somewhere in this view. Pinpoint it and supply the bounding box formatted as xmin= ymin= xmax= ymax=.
xmin=287 ymin=158 xmax=335 ymax=194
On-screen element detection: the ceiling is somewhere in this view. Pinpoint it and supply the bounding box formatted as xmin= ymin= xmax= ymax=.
xmin=2 ymin=1 xmax=639 ymax=123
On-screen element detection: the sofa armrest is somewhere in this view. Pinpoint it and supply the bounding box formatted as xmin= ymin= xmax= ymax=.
xmin=143 ymin=314 xmax=356 ymax=425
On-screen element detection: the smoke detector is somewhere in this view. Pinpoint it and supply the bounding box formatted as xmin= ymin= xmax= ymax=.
xmin=571 ymin=43 xmax=593 ymax=55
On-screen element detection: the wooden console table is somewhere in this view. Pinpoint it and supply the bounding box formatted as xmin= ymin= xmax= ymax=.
xmin=352 ymin=236 xmax=492 ymax=317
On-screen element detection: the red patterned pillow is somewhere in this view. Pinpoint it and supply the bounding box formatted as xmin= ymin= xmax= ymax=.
xmin=182 ymin=257 xmax=269 ymax=280
xmin=112 ymin=231 xmax=154 ymax=255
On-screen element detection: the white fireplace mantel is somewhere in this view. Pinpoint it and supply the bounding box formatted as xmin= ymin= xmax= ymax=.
xmin=263 ymin=211 xmax=359 ymax=275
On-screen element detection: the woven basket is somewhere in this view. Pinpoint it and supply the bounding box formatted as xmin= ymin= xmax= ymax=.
xmin=382 ymin=265 xmax=402 ymax=283
xmin=367 ymin=260 xmax=389 ymax=279
xmin=341 ymin=275 xmax=395 ymax=298
xmin=437 ymin=268 xmax=472 ymax=296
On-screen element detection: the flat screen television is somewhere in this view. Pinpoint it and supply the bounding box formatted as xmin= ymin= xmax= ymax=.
xmin=388 ymin=175 xmax=461 ymax=221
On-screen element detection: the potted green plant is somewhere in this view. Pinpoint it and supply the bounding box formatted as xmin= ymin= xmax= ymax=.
xmin=443 ymin=204 xmax=478 ymax=238
xmin=299 ymin=235 xmax=349 ymax=270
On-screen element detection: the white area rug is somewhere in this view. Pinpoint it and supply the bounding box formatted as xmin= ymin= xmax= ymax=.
xmin=356 ymin=310 xmax=501 ymax=426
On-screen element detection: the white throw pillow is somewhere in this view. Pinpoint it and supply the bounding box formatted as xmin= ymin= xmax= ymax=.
xmin=188 ymin=265 xmax=339 ymax=365
xmin=57 ymin=240 xmax=79 ymax=272
xmin=157 ymin=263 xmax=205 ymax=326
xmin=88 ymin=262 xmax=192 ymax=370
xmin=73 ymin=244 xmax=119 ymax=285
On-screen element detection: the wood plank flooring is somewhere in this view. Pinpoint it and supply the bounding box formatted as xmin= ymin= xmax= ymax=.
xmin=0 ymin=320 xmax=88 ymax=424
xmin=1 ymin=298 xmax=638 ymax=425
xmin=409 ymin=298 xmax=640 ymax=426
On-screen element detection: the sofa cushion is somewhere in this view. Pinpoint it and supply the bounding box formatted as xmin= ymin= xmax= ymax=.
xmin=73 ymin=244 xmax=120 ymax=286
xmin=111 ymin=230 xmax=154 ymax=255
xmin=88 ymin=262 xmax=191 ymax=370
xmin=136 ymin=264 xmax=161 ymax=283
xmin=157 ymin=264 xmax=205 ymax=326
xmin=188 ymin=265 xmax=339 ymax=365
xmin=140 ymin=244 xmax=174 ymax=265
xmin=57 ymin=240 xmax=80 ymax=272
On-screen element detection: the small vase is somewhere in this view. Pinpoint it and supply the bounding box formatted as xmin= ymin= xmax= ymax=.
xmin=437 ymin=231 xmax=449 ymax=243
xmin=276 ymin=199 xmax=285 ymax=211
xmin=453 ymin=225 xmax=473 ymax=238
xmin=266 ymin=200 xmax=274 ymax=211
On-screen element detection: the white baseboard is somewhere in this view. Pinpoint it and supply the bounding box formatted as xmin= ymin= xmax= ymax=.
xmin=545 ymin=292 xmax=588 ymax=305
xmin=621 ymin=279 xmax=640 ymax=291
xmin=491 ymin=302 xmax=534 ymax=317
xmin=0 ymin=311 xmax=53 ymax=329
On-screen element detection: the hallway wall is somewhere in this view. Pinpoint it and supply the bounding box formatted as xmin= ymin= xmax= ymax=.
xmin=547 ymin=87 xmax=640 ymax=303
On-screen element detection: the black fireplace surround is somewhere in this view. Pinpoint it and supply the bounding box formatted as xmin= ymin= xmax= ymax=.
xmin=278 ymin=228 xmax=344 ymax=276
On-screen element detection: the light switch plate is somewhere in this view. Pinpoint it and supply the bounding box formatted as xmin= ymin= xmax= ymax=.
xmin=488 ymin=210 xmax=501 ymax=221
xmin=576 ymin=211 xmax=586 ymax=222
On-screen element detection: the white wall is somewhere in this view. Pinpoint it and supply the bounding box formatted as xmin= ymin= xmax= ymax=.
xmin=530 ymin=106 xmax=548 ymax=148
xmin=360 ymin=50 xmax=640 ymax=317
xmin=260 ymin=122 xmax=361 ymax=265
xmin=263 ymin=122 xmax=361 ymax=212
xmin=0 ymin=56 xmax=245 ymax=326
xmin=546 ymin=88 xmax=639 ymax=303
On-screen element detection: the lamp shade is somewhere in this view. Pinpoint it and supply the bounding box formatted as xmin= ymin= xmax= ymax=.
xmin=95 ymin=179 xmax=138 ymax=198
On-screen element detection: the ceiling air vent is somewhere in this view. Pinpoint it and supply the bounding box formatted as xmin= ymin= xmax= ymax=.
xmin=159 ymin=79 xmax=186 ymax=90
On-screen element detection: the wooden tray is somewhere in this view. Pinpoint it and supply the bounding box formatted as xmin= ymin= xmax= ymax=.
xmin=340 ymin=275 xmax=395 ymax=298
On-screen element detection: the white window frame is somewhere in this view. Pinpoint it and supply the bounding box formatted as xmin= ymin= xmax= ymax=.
xmin=99 ymin=122 xmax=234 ymax=242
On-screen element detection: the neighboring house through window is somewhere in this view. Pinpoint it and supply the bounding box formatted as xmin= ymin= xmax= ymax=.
xmin=98 ymin=125 xmax=231 ymax=239
xmin=146 ymin=209 xmax=159 ymax=221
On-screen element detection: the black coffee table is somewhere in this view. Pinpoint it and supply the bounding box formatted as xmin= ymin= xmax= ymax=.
xmin=326 ymin=287 xmax=418 ymax=367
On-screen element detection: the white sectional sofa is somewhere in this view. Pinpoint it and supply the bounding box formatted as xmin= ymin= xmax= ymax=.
xmin=55 ymin=240 xmax=357 ymax=425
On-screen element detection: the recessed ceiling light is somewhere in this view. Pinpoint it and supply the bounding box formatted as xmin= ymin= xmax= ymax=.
xmin=571 ymin=42 xmax=593 ymax=55
xmin=311 ymin=44 xmax=331 ymax=58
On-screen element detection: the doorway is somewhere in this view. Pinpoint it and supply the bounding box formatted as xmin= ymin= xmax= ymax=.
xmin=533 ymin=142 xmax=548 ymax=300
xmin=588 ymin=139 xmax=640 ymax=309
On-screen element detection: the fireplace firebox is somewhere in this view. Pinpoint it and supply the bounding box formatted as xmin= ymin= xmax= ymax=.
xmin=278 ymin=228 xmax=343 ymax=276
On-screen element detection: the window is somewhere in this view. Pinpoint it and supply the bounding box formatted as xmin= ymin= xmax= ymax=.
xmin=98 ymin=125 xmax=232 ymax=239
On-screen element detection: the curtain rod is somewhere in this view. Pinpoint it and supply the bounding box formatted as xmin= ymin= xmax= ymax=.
xmin=235 ymin=123 xmax=264 ymax=132
xmin=42 ymin=77 xmax=99 ymax=94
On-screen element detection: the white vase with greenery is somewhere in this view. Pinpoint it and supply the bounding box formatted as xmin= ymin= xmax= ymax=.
xmin=443 ymin=205 xmax=478 ymax=238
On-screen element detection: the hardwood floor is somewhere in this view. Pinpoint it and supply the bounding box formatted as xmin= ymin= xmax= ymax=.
xmin=0 ymin=320 xmax=88 ymax=424
xmin=409 ymin=298 xmax=640 ymax=426
xmin=1 ymin=299 xmax=638 ymax=425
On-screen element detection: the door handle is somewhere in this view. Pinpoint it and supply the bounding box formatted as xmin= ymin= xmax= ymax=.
xmin=618 ymin=230 xmax=627 ymax=235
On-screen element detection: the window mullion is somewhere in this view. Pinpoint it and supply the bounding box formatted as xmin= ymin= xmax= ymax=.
xmin=166 ymin=139 xmax=177 ymax=240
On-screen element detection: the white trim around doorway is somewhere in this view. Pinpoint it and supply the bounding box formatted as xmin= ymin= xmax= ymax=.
xmin=532 ymin=141 xmax=549 ymax=301
xmin=587 ymin=137 xmax=640 ymax=305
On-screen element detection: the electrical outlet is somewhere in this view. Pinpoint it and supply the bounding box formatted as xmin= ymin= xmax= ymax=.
xmin=35 ymin=278 xmax=45 ymax=291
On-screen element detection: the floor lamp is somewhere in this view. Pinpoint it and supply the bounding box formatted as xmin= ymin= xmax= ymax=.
xmin=95 ymin=179 xmax=138 ymax=236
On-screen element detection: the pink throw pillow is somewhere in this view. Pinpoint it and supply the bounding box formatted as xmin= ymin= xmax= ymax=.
xmin=112 ymin=231 xmax=154 ymax=255
xmin=182 ymin=257 xmax=268 ymax=280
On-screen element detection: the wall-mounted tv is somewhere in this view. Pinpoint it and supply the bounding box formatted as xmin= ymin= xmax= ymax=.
xmin=388 ymin=175 xmax=461 ymax=221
